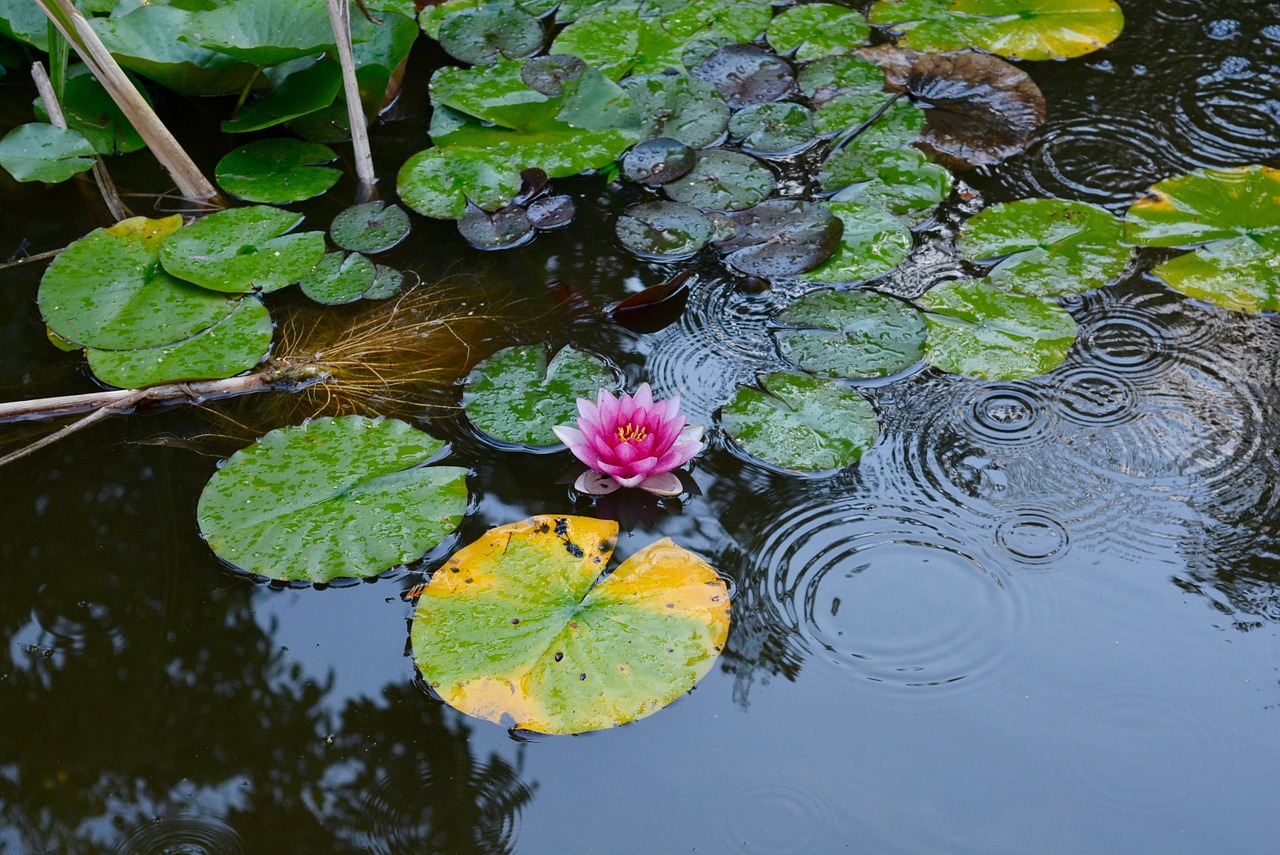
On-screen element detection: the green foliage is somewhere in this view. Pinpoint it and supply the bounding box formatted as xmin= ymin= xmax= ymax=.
xmin=1125 ymin=165 xmax=1280 ymax=312
xmin=959 ymin=199 xmax=1130 ymax=296
xmin=158 ymin=205 xmax=327 ymax=293
xmin=920 ymin=279 xmax=1078 ymax=379
xmin=720 ymin=371 xmax=880 ymax=472
xmin=767 ymin=3 xmax=869 ymax=61
xmin=330 ymin=201 xmax=412 ymax=253
xmin=0 ymin=122 xmax=95 ymax=182
xmin=197 ymin=416 xmax=469 ymax=583
xmin=411 ymin=515 xmax=730 ymax=734
xmin=215 ymin=138 xmax=342 ymax=203
xmin=774 ymin=289 xmax=926 ymax=379
xmin=806 ymin=202 xmax=913 ymax=284
xmin=85 ymin=295 xmax=273 ymax=388
xmin=868 ymin=0 xmax=1125 ymax=60
xmin=462 ymin=345 xmax=620 ymax=447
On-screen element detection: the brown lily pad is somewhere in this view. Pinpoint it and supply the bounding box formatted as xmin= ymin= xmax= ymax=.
xmin=857 ymin=45 xmax=1046 ymax=170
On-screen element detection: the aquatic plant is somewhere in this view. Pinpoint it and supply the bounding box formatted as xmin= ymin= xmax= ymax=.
xmin=553 ymin=383 xmax=705 ymax=496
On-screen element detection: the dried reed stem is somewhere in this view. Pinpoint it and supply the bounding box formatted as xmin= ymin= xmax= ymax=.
xmin=325 ymin=0 xmax=378 ymax=195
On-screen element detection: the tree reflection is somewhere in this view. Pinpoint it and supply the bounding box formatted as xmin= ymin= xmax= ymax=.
xmin=0 ymin=434 xmax=535 ymax=853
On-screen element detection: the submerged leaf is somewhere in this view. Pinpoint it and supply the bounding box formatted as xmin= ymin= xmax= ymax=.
xmin=720 ymin=371 xmax=879 ymax=471
xmin=198 ymin=416 xmax=469 ymax=583
xmin=857 ymin=45 xmax=1046 ymax=169
xmin=463 ymin=345 xmax=620 ymax=447
xmin=411 ymin=515 xmax=730 ymax=734
xmin=920 ymin=279 xmax=1077 ymax=379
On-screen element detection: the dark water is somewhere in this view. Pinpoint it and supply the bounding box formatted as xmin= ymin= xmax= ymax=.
xmin=2 ymin=1 xmax=1280 ymax=852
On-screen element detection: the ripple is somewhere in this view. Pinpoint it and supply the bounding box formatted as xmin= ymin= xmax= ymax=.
xmin=753 ymin=498 xmax=1019 ymax=688
xmin=642 ymin=275 xmax=788 ymax=422
xmin=999 ymin=115 xmax=1189 ymax=213
xmin=1051 ymin=366 xmax=1138 ymax=426
xmin=960 ymin=384 xmax=1060 ymax=448
xmin=344 ymin=761 xmax=529 ymax=855
xmin=1069 ymin=278 xmax=1215 ymax=381
xmin=995 ymin=510 xmax=1070 ymax=566
xmin=108 ymin=812 xmax=244 ymax=855
xmin=1173 ymin=59 xmax=1280 ymax=167
xmin=1048 ymin=680 xmax=1235 ymax=825
xmin=713 ymin=779 xmax=846 ymax=855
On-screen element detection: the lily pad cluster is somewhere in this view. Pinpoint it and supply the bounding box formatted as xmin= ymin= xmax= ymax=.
xmin=36 ymin=202 xmax=414 ymax=387
xmin=401 ymin=0 xmax=1064 ymax=262
xmin=0 ymin=0 xmax=420 ymax=184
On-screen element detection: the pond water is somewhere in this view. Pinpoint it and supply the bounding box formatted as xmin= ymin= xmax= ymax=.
xmin=2 ymin=1 xmax=1280 ymax=852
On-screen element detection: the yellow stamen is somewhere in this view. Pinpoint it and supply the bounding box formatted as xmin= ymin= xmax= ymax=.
xmin=615 ymin=423 xmax=648 ymax=443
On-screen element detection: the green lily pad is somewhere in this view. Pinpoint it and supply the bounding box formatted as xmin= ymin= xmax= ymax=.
xmin=823 ymin=145 xmax=954 ymax=220
xmin=729 ymin=102 xmax=816 ymax=153
xmin=806 ymin=202 xmax=913 ymax=284
xmin=91 ymin=4 xmax=261 ymax=97
xmin=617 ymin=201 xmax=714 ymax=260
xmin=462 ymin=344 xmax=621 ymax=447
xmin=550 ymin=7 xmax=641 ymax=79
xmin=767 ymin=3 xmax=870 ymax=61
xmin=438 ymin=3 xmax=543 ymax=65
xmin=363 ymin=264 xmax=406 ymax=300
xmin=1124 ymin=165 xmax=1280 ymax=248
xmin=198 ymin=416 xmax=468 ymax=583
xmin=868 ymin=0 xmax=1125 ymax=60
xmin=85 ymin=295 xmax=273 ymax=389
xmin=664 ymin=150 xmax=774 ymax=212
xmin=0 ymin=123 xmax=95 ymax=183
xmin=0 ymin=0 xmax=52 ymax=49
xmin=397 ymin=145 xmax=524 ymax=219
xmin=182 ymin=0 xmax=338 ymax=67
xmin=38 ymin=216 xmax=240 ymax=351
xmin=221 ymin=59 xmax=342 ymax=134
xmin=774 ymin=289 xmax=927 ymax=379
xmin=159 ymin=206 xmax=327 ymax=293
xmin=411 ymin=515 xmax=730 ymax=734
xmin=215 ymin=138 xmax=342 ymax=203
xmin=719 ymin=371 xmax=879 ymax=471
xmin=959 ymin=198 xmax=1130 ymax=296
xmin=920 ymin=279 xmax=1077 ymax=379
xmin=1150 ymin=233 xmax=1280 ymax=314
xmin=1124 ymin=166 xmax=1280 ymax=312
xmin=621 ymin=73 xmax=729 ymax=148
xmin=299 ymin=252 xmax=377 ymax=305
xmin=798 ymin=54 xmax=893 ymax=135
xmin=662 ymin=0 xmax=771 ymax=43
xmin=31 ymin=65 xmax=148 ymax=155
xmin=330 ymin=201 xmax=412 ymax=253
xmin=521 ymin=54 xmax=587 ymax=96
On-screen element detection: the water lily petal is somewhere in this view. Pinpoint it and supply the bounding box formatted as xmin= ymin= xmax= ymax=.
xmin=574 ymin=469 xmax=621 ymax=495
xmin=638 ymin=471 xmax=683 ymax=496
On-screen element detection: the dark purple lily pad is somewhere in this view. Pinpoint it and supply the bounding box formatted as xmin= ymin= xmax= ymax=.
xmin=693 ymin=44 xmax=795 ymax=109
xmin=521 ymin=54 xmax=587 ymax=96
xmin=623 ymin=138 xmax=697 ymax=185
xmin=458 ymin=203 xmax=536 ymax=250
xmin=616 ymin=201 xmax=714 ymax=259
xmin=714 ymin=199 xmax=843 ymax=277
xmin=528 ymin=195 xmax=576 ymax=229
xmin=437 ymin=5 xmax=544 ymax=66
xmin=514 ymin=168 xmax=551 ymax=205
xmin=857 ymin=45 xmax=1047 ymax=170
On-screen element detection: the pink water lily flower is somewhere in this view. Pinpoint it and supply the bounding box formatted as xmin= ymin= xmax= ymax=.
xmin=553 ymin=383 xmax=704 ymax=496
